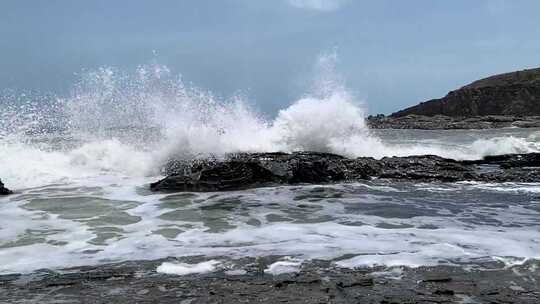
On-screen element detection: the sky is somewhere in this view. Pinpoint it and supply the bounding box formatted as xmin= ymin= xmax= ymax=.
xmin=1 ymin=0 xmax=540 ymax=115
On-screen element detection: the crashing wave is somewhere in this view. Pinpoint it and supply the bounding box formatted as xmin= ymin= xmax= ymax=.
xmin=1 ymin=57 xmax=539 ymax=188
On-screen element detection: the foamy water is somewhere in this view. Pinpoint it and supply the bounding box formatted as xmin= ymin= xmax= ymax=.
xmin=1 ymin=61 xmax=540 ymax=274
xmin=1 ymin=180 xmax=540 ymax=275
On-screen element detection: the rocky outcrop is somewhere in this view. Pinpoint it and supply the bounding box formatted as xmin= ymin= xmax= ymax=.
xmin=0 ymin=179 xmax=12 ymax=195
xmin=367 ymin=114 xmax=540 ymax=129
xmin=151 ymin=152 xmax=350 ymax=192
xmin=150 ymin=152 xmax=540 ymax=192
xmin=392 ymin=68 xmax=540 ymax=118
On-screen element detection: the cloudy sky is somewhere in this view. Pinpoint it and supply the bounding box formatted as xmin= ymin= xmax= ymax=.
xmin=1 ymin=0 xmax=539 ymax=115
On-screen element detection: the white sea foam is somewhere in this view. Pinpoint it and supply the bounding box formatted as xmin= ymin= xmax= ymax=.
xmin=225 ymin=269 xmax=247 ymax=276
xmin=492 ymin=256 xmax=530 ymax=268
xmin=156 ymin=260 xmax=222 ymax=275
xmin=1 ymin=216 xmax=539 ymax=274
xmin=0 ymin=139 xmax=154 ymax=189
xmin=264 ymin=258 xmax=303 ymax=275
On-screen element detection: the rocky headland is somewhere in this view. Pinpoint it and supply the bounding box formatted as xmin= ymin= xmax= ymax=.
xmin=369 ymin=67 xmax=540 ymax=129
xmin=150 ymin=152 xmax=540 ymax=192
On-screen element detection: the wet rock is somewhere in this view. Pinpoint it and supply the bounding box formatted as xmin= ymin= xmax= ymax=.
xmin=375 ymin=155 xmax=476 ymax=182
xmin=421 ymin=276 xmax=452 ymax=283
xmin=0 ymin=179 xmax=12 ymax=195
xmin=150 ymin=152 xmax=540 ymax=192
xmin=151 ymin=161 xmax=280 ymax=192
xmin=335 ymin=276 xmax=374 ymax=288
xmin=151 ymin=152 xmax=349 ymax=192
xmin=469 ymin=153 xmax=540 ymax=168
xmin=433 ymin=289 xmax=455 ymax=296
xmin=2 ymin=260 xmax=539 ymax=304
xmin=367 ymin=114 xmax=540 ymax=129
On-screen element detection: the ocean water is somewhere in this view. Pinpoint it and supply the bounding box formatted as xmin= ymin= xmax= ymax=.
xmin=1 ymin=63 xmax=540 ymax=275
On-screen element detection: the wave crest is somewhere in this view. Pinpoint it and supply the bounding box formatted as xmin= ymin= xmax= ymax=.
xmin=1 ymin=60 xmax=539 ymax=188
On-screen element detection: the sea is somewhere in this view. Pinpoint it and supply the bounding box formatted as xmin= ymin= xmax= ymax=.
xmin=1 ymin=64 xmax=540 ymax=275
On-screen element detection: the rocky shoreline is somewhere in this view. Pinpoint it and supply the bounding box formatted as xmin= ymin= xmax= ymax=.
xmin=367 ymin=67 xmax=540 ymax=130
xmin=0 ymin=179 xmax=11 ymax=195
xmin=391 ymin=68 xmax=540 ymax=118
xmin=367 ymin=114 xmax=540 ymax=129
xmin=1 ymin=258 xmax=539 ymax=303
xmin=151 ymin=152 xmax=540 ymax=192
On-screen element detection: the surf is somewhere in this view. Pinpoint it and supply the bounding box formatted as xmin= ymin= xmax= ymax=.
xmin=1 ymin=57 xmax=539 ymax=189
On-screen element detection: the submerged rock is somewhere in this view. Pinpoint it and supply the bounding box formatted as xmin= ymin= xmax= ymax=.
xmin=150 ymin=152 xmax=540 ymax=192
xmin=0 ymin=179 xmax=12 ymax=195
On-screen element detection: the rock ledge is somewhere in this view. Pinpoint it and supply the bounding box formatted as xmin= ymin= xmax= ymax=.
xmin=151 ymin=152 xmax=540 ymax=192
xmin=367 ymin=114 xmax=540 ymax=129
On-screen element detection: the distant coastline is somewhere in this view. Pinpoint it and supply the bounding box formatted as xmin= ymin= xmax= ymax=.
xmin=369 ymin=68 xmax=540 ymax=129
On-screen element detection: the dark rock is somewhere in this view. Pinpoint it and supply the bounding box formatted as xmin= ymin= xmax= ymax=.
xmin=151 ymin=161 xmax=279 ymax=192
xmin=433 ymin=289 xmax=455 ymax=296
xmin=151 ymin=152 xmax=349 ymax=192
xmin=421 ymin=276 xmax=453 ymax=283
xmin=2 ymin=259 xmax=539 ymax=303
xmin=367 ymin=114 xmax=540 ymax=129
xmin=468 ymin=153 xmax=540 ymax=168
xmin=393 ymin=68 xmax=540 ymax=118
xmin=480 ymin=167 xmax=540 ymax=183
xmin=335 ymin=276 xmax=374 ymax=288
xmin=150 ymin=152 xmax=540 ymax=192
xmin=375 ymin=155 xmax=475 ymax=182
xmin=0 ymin=179 xmax=12 ymax=195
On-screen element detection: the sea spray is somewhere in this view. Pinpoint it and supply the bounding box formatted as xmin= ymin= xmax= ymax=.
xmin=1 ymin=60 xmax=540 ymax=189
xmin=1 ymin=61 xmax=540 ymax=275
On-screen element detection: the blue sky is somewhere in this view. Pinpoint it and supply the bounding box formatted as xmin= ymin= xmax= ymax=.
xmin=1 ymin=0 xmax=539 ymax=115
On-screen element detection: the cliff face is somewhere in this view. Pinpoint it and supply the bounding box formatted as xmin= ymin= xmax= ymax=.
xmin=392 ymin=68 xmax=540 ymax=117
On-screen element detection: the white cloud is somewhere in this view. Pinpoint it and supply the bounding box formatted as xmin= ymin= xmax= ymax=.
xmin=288 ymin=0 xmax=348 ymax=12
